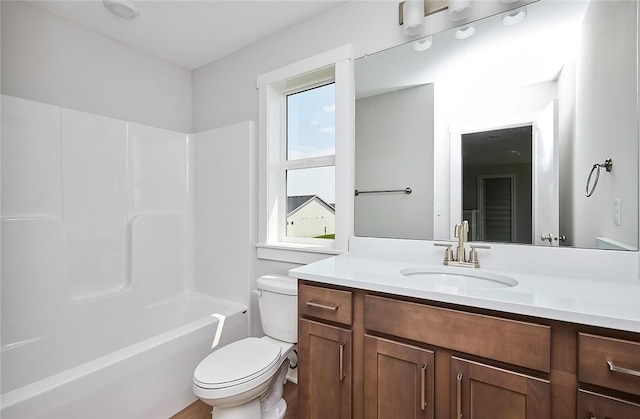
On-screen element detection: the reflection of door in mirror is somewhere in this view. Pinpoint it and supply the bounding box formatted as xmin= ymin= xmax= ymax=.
xmin=452 ymin=101 xmax=560 ymax=246
xmin=462 ymin=127 xmax=532 ymax=244
xmin=477 ymin=175 xmax=516 ymax=242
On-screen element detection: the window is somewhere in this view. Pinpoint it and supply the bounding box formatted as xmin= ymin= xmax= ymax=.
xmin=257 ymin=46 xmax=353 ymax=263
xmin=285 ymin=83 xmax=336 ymax=241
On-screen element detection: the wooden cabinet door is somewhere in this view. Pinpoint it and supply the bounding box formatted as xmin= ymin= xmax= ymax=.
xmin=578 ymin=389 xmax=640 ymax=419
xmin=298 ymin=318 xmax=351 ymax=419
xmin=451 ymin=357 xmax=550 ymax=419
xmin=364 ymin=335 xmax=435 ymax=419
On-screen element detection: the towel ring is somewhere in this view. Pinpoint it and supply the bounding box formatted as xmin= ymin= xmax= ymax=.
xmin=585 ymin=158 xmax=613 ymax=197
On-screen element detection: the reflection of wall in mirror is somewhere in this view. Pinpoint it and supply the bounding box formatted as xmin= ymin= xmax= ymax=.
xmin=573 ymin=0 xmax=638 ymax=249
xmin=355 ymin=84 xmax=434 ymax=239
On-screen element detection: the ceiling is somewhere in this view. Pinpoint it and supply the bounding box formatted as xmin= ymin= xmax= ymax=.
xmin=462 ymin=126 xmax=533 ymax=167
xmin=24 ymin=0 xmax=349 ymax=70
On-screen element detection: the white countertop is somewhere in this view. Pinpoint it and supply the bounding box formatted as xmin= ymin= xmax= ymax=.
xmin=290 ymin=253 xmax=640 ymax=333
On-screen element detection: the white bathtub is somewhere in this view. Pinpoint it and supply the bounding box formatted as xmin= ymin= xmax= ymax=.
xmin=0 ymin=291 xmax=248 ymax=419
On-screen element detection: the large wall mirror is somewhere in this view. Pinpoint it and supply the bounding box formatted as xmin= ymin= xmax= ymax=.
xmin=354 ymin=0 xmax=638 ymax=250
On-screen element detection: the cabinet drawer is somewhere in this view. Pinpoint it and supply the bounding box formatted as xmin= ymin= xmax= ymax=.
xmin=579 ymin=333 xmax=640 ymax=396
xmin=578 ymin=389 xmax=640 ymax=418
xmin=299 ymin=283 xmax=353 ymax=325
xmin=365 ymin=294 xmax=550 ymax=372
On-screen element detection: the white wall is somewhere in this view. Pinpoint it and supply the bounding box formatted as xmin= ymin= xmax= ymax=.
xmin=557 ymin=58 xmax=577 ymax=246
xmin=192 ymin=1 xmax=401 ymax=133
xmin=573 ymin=0 xmax=638 ymax=248
xmin=1 ymin=1 xmax=192 ymax=133
xmin=355 ymin=84 xmax=434 ymax=239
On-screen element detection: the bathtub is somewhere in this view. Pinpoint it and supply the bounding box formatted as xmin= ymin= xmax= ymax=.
xmin=0 ymin=291 xmax=248 ymax=419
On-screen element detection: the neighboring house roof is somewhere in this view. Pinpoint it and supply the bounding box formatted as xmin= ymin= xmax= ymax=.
xmin=287 ymin=195 xmax=335 ymax=216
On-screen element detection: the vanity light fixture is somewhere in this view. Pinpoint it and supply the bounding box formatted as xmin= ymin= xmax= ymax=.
xmin=402 ymin=0 xmax=426 ymax=36
xmin=103 ymin=0 xmax=139 ymax=19
xmin=448 ymin=0 xmax=473 ymax=22
xmin=399 ymin=0 xmax=448 ymax=36
xmin=413 ymin=36 xmax=433 ymax=51
xmin=455 ymin=25 xmax=476 ymax=40
xmin=502 ymin=8 xmax=527 ymax=26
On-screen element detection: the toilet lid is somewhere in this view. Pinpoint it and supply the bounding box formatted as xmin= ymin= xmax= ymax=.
xmin=194 ymin=337 xmax=281 ymax=389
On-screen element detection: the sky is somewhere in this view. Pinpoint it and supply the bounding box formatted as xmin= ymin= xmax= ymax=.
xmin=286 ymin=83 xmax=336 ymax=204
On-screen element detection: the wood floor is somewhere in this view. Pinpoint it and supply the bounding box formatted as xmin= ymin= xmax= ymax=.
xmin=171 ymin=381 xmax=298 ymax=419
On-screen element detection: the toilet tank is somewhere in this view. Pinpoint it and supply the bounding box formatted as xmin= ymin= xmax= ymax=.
xmin=256 ymin=275 xmax=297 ymax=343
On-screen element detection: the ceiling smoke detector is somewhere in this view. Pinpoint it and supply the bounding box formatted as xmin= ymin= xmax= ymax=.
xmin=103 ymin=0 xmax=139 ymax=19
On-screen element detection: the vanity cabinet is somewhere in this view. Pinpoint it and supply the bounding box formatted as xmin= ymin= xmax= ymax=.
xmin=298 ymin=284 xmax=353 ymax=419
xmin=296 ymin=280 xmax=640 ymax=419
xmin=364 ymin=294 xmax=551 ymax=419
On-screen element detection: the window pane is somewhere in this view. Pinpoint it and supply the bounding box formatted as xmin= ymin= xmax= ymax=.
xmin=286 ymin=167 xmax=335 ymax=239
xmin=287 ymin=83 xmax=335 ymax=160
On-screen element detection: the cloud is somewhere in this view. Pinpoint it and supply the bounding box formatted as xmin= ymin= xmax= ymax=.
xmin=323 ymin=104 xmax=335 ymax=113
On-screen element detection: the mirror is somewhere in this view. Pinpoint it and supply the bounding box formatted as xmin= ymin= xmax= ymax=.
xmin=354 ymin=0 xmax=638 ymax=250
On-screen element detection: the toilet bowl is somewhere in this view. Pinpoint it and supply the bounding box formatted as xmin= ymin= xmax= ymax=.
xmin=193 ymin=275 xmax=297 ymax=419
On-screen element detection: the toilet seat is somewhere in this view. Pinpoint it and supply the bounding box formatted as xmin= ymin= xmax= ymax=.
xmin=194 ymin=337 xmax=281 ymax=390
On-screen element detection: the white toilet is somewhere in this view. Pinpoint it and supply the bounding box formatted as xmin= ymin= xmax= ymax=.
xmin=193 ymin=275 xmax=297 ymax=419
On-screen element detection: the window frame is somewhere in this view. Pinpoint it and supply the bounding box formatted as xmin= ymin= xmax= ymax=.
xmin=257 ymin=46 xmax=354 ymax=263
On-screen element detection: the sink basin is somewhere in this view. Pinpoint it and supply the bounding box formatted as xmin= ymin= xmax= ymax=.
xmin=400 ymin=266 xmax=518 ymax=289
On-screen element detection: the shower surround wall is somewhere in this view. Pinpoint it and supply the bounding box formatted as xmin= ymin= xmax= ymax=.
xmin=1 ymin=94 xmax=188 ymax=304
xmin=0 ymin=95 xmax=256 ymax=418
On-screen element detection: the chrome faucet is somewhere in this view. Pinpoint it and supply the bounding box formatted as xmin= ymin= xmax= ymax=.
xmin=434 ymin=220 xmax=490 ymax=268
xmin=455 ymin=220 xmax=469 ymax=263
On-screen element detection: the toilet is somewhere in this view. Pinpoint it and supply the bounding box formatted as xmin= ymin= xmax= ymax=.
xmin=193 ymin=275 xmax=297 ymax=419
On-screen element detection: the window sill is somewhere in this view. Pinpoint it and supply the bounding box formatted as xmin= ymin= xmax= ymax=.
xmin=256 ymin=243 xmax=343 ymax=264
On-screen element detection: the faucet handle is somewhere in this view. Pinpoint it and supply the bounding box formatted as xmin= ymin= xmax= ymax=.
xmin=434 ymin=242 xmax=454 ymax=263
xmin=468 ymin=244 xmax=491 ymax=266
